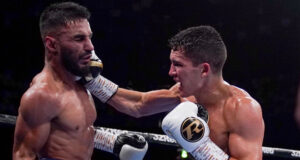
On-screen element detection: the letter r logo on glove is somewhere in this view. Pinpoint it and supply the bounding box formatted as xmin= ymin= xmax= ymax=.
xmin=181 ymin=117 xmax=205 ymax=142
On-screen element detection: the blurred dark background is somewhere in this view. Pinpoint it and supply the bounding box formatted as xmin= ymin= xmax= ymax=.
xmin=0 ymin=0 xmax=299 ymax=159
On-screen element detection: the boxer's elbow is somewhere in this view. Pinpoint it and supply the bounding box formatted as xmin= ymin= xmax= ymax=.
xmin=129 ymin=98 xmax=153 ymax=118
xmin=130 ymin=111 xmax=143 ymax=118
xmin=129 ymin=102 xmax=146 ymax=118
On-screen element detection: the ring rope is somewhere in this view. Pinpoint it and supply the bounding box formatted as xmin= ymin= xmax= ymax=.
xmin=1 ymin=114 xmax=299 ymax=159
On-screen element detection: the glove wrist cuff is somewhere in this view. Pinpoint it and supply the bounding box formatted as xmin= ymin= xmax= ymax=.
xmin=191 ymin=138 xmax=229 ymax=160
xmin=94 ymin=129 xmax=118 ymax=153
xmin=85 ymin=75 xmax=118 ymax=103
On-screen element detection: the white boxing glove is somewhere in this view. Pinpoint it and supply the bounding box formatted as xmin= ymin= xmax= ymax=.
xmin=162 ymin=101 xmax=229 ymax=160
xmin=94 ymin=129 xmax=148 ymax=160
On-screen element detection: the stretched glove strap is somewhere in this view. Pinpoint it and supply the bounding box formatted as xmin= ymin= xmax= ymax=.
xmin=196 ymin=104 xmax=209 ymax=123
xmin=191 ymin=138 xmax=229 ymax=160
xmin=94 ymin=129 xmax=117 ymax=153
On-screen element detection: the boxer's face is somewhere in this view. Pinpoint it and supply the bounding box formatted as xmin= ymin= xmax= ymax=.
xmin=56 ymin=19 xmax=94 ymax=77
xmin=169 ymin=49 xmax=203 ymax=97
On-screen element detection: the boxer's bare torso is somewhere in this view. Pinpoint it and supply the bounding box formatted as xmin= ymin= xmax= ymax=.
xmin=197 ymin=83 xmax=264 ymax=159
xmin=169 ymin=46 xmax=264 ymax=159
xmin=14 ymin=67 xmax=97 ymax=160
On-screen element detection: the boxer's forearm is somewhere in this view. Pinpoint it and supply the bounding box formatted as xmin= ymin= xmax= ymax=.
xmin=107 ymin=88 xmax=180 ymax=118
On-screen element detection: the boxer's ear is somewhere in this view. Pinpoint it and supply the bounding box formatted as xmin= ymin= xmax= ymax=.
xmin=199 ymin=63 xmax=210 ymax=77
xmin=45 ymin=36 xmax=58 ymax=54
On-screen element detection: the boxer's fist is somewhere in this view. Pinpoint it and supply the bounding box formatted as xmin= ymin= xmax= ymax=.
xmin=114 ymin=133 xmax=148 ymax=160
xmin=162 ymin=102 xmax=229 ymax=160
xmin=161 ymin=101 xmax=209 ymax=152
xmin=82 ymin=51 xmax=118 ymax=103
xmin=82 ymin=50 xmax=103 ymax=82
xmin=94 ymin=129 xmax=148 ymax=160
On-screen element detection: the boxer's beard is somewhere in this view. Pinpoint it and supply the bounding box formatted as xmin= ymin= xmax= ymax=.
xmin=60 ymin=47 xmax=89 ymax=77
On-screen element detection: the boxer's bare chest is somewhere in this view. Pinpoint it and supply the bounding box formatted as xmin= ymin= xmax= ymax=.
xmin=206 ymin=105 xmax=229 ymax=152
xmin=53 ymin=88 xmax=97 ymax=132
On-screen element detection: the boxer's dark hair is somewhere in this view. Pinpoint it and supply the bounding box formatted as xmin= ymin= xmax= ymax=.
xmin=39 ymin=2 xmax=90 ymax=39
xmin=168 ymin=26 xmax=227 ymax=74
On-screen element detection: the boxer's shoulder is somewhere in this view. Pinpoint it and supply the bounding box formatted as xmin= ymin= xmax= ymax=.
xmin=20 ymin=75 xmax=63 ymax=121
xmin=223 ymin=86 xmax=262 ymax=128
xmin=224 ymin=96 xmax=262 ymax=135
xmin=24 ymin=82 xmax=58 ymax=103
xmin=226 ymin=95 xmax=260 ymax=114
xmin=30 ymin=70 xmax=68 ymax=96
xmin=225 ymin=85 xmax=259 ymax=109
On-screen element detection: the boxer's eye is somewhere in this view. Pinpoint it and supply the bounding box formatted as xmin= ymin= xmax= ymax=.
xmin=173 ymin=62 xmax=182 ymax=67
xmin=74 ymin=35 xmax=85 ymax=42
xmin=75 ymin=38 xmax=84 ymax=42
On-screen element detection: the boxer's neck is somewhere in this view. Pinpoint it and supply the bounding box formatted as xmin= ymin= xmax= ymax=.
xmin=45 ymin=59 xmax=79 ymax=85
xmin=195 ymin=76 xmax=230 ymax=107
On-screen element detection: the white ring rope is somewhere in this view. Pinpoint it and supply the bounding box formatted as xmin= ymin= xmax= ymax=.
xmin=1 ymin=114 xmax=299 ymax=159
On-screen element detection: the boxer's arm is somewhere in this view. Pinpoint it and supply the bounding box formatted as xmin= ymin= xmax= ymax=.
xmin=13 ymin=90 xmax=55 ymax=160
xmin=107 ymin=86 xmax=181 ymax=118
xmin=226 ymin=98 xmax=265 ymax=160
xmin=83 ymin=52 xmax=181 ymax=117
